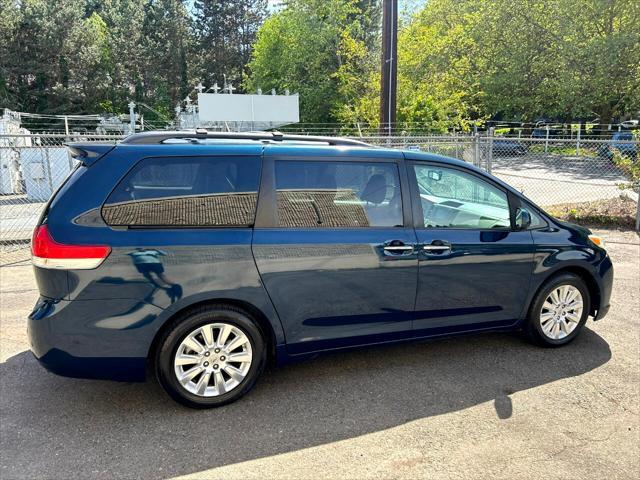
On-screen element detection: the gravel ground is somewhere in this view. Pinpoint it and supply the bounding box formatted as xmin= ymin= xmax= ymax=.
xmin=0 ymin=229 xmax=638 ymax=480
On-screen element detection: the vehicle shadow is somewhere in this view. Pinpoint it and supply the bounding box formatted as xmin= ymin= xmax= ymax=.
xmin=0 ymin=329 xmax=611 ymax=480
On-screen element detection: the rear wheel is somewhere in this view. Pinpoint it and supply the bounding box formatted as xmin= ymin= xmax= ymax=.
xmin=524 ymin=273 xmax=590 ymax=347
xmin=155 ymin=305 xmax=266 ymax=408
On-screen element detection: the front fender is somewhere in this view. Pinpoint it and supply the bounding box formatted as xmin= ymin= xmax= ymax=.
xmin=525 ymin=227 xmax=612 ymax=319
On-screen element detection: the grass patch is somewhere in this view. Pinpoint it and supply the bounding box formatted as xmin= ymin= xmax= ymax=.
xmin=545 ymin=195 xmax=638 ymax=229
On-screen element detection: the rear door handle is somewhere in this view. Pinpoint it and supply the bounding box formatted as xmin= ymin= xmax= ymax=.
xmin=383 ymin=241 xmax=414 ymax=255
xmin=384 ymin=245 xmax=414 ymax=252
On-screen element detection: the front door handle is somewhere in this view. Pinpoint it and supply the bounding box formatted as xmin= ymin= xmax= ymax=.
xmin=423 ymin=245 xmax=450 ymax=251
xmin=423 ymin=241 xmax=451 ymax=254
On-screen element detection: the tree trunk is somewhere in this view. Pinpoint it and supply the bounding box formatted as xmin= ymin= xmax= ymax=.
xmin=595 ymin=104 xmax=613 ymax=138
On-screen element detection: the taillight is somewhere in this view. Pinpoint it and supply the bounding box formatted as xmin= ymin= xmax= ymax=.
xmin=31 ymin=225 xmax=111 ymax=270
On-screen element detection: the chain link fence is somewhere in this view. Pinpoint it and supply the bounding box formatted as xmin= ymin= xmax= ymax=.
xmin=1 ymin=132 xmax=638 ymax=267
xmin=363 ymin=134 xmax=639 ymax=206
xmin=0 ymin=133 xmax=121 ymax=266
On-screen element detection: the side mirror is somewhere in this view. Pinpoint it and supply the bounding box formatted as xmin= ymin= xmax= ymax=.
xmin=515 ymin=207 xmax=531 ymax=230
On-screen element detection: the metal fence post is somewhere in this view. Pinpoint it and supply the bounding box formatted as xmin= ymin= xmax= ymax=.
xmin=636 ymin=193 xmax=640 ymax=231
xmin=576 ymin=124 xmax=581 ymax=155
xmin=474 ymin=133 xmax=480 ymax=168
xmin=545 ymin=126 xmax=549 ymax=153
xmin=45 ymin=147 xmax=53 ymax=197
xmin=487 ymin=128 xmax=494 ymax=174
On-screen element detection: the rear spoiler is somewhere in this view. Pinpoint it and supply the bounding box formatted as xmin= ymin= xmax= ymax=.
xmin=66 ymin=143 xmax=117 ymax=166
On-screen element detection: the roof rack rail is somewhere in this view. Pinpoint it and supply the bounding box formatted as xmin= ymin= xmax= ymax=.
xmin=119 ymin=130 xmax=370 ymax=147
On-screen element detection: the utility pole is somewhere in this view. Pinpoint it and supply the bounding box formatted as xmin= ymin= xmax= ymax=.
xmin=379 ymin=0 xmax=398 ymax=137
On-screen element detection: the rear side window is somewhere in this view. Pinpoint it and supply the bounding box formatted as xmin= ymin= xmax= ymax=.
xmin=275 ymin=160 xmax=402 ymax=228
xmin=102 ymin=156 xmax=261 ymax=227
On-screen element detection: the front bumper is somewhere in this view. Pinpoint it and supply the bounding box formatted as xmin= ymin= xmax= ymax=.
xmin=594 ymin=303 xmax=610 ymax=321
xmin=593 ymin=253 xmax=614 ymax=321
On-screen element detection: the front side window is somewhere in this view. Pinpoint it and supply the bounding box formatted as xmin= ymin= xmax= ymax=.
xmin=275 ymin=161 xmax=403 ymax=228
xmin=102 ymin=156 xmax=261 ymax=227
xmin=412 ymin=164 xmax=510 ymax=229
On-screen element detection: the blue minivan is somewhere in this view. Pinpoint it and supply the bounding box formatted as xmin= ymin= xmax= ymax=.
xmin=28 ymin=131 xmax=613 ymax=408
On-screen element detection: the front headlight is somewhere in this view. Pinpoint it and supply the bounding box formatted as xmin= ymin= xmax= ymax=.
xmin=588 ymin=234 xmax=606 ymax=250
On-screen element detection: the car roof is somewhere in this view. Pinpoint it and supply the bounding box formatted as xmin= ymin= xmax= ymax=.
xmin=109 ymin=141 xmax=482 ymax=171
xmin=262 ymin=143 xmax=402 ymax=159
xmin=73 ymin=137 xmax=490 ymax=171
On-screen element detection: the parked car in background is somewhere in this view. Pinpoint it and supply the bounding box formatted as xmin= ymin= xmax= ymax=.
xmin=492 ymin=138 xmax=529 ymax=156
xmin=596 ymin=131 xmax=638 ymax=161
xmin=28 ymin=130 xmax=613 ymax=408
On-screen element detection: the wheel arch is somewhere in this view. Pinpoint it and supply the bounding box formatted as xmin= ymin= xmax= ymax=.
xmin=147 ymin=298 xmax=279 ymax=368
xmin=532 ymin=265 xmax=601 ymax=317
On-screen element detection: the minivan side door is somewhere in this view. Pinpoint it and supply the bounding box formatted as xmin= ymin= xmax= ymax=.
xmin=407 ymin=160 xmax=535 ymax=333
xmin=252 ymin=151 xmax=419 ymax=354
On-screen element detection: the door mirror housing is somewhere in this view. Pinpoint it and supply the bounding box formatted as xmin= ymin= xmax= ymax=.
xmin=515 ymin=207 xmax=531 ymax=230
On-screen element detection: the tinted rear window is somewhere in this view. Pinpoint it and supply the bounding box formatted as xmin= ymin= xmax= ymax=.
xmin=102 ymin=156 xmax=261 ymax=227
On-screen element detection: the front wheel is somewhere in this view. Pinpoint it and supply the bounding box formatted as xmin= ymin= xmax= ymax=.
xmin=155 ymin=305 xmax=266 ymax=408
xmin=524 ymin=273 xmax=591 ymax=347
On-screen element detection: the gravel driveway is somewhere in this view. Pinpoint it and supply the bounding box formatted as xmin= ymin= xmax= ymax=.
xmin=0 ymin=229 xmax=638 ymax=480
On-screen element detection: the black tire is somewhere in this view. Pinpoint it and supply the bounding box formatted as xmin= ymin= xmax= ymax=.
xmin=155 ymin=305 xmax=267 ymax=408
xmin=524 ymin=273 xmax=591 ymax=347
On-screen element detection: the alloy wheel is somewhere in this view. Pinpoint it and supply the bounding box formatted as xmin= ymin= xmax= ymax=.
xmin=173 ymin=322 xmax=253 ymax=397
xmin=539 ymin=285 xmax=584 ymax=340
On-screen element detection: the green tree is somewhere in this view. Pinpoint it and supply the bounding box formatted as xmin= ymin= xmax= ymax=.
xmin=1 ymin=0 xmax=87 ymax=113
xmin=65 ymin=12 xmax=112 ymax=111
xmin=550 ymin=0 xmax=640 ymax=125
xmin=396 ymin=0 xmax=483 ymax=131
xmin=94 ymin=0 xmax=146 ymax=108
xmin=140 ymin=0 xmax=192 ymax=113
xmin=192 ymin=0 xmax=267 ymax=90
xmin=397 ymin=0 xmax=640 ymax=128
xmin=247 ymin=0 xmax=380 ymax=125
